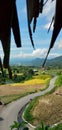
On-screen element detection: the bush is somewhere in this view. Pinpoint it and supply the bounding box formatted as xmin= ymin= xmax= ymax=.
xmin=24 ymin=98 xmax=38 ymax=122
xmin=23 ymin=127 xmax=29 ymax=130
xmin=55 ymin=75 xmax=62 ymax=87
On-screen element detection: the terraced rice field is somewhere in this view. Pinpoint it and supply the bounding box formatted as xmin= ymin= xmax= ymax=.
xmin=0 ymin=75 xmax=50 ymax=104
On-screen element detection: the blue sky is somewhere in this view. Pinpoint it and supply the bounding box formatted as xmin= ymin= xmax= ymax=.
xmin=0 ymin=0 xmax=62 ymax=61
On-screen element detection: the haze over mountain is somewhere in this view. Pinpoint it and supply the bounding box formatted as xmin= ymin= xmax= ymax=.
xmin=10 ymin=56 xmax=62 ymax=68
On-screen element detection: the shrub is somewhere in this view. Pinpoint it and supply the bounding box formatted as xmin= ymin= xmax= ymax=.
xmin=23 ymin=127 xmax=29 ymax=130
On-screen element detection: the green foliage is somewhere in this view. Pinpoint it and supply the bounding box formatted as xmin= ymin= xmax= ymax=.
xmin=0 ymin=92 xmax=32 ymax=104
xmin=10 ymin=121 xmax=25 ymax=130
xmin=55 ymin=75 xmax=62 ymax=87
xmin=39 ymin=75 xmax=49 ymax=80
xmin=13 ymin=67 xmax=34 ymax=83
xmin=49 ymin=124 xmax=62 ymax=130
xmin=49 ymin=75 xmax=62 ymax=94
xmin=24 ymin=98 xmax=38 ymax=122
xmin=0 ymin=77 xmax=6 ymax=84
xmin=56 ymin=71 xmax=61 ymax=75
xmin=23 ymin=127 xmax=29 ymax=130
xmin=35 ymin=123 xmax=62 ymax=130
xmin=35 ymin=122 xmax=49 ymax=130
xmin=13 ymin=74 xmax=25 ymax=83
xmin=23 ymin=68 xmax=34 ymax=80
xmin=46 ymin=78 xmax=51 ymax=88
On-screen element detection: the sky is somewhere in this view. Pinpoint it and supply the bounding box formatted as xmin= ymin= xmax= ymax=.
xmin=0 ymin=0 xmax=62 ymax=62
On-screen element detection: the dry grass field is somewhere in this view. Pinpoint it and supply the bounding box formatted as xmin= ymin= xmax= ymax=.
xmin=30 ymin=87 xmax=62 ymax=126
xmin=0 ymin=76 xmax=50 ymax=103
xmin=0 ymin=84 xmax=45 ymax=104
xmin=0 ymin=84 xmax=45 ymax=96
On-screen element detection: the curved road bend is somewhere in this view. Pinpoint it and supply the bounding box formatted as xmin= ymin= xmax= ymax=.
xmin=0 ymin=76 xmax=57 ymax=130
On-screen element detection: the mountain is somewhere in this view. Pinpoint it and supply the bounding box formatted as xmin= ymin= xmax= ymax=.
xmin=30 ymin=58 xmax=43 ymax=66
xmin=46 ymin=56 xmax=62 ymax=68
xmin=10 ymin=56 xmax=62 ymax=68
xmin=10 ymin=58 xmax=32 ymax=66
xmin=31 ymin=56 xmax=62 ymax=68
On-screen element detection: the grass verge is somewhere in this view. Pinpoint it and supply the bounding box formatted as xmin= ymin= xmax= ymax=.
xmin=0 ymin=91 xmax=36 ymax=104
xmin=49 ymin=75 xmax=62 ymax=94
xmin=24 ymin=97 xmax=38 ymax=123
xmin=23 ymin=78 xmax=51 ymax=123
xmin=50 ymin=123 xmax=62 ymax=130
xmin=23 ymin=76 xmax=62 ymax=127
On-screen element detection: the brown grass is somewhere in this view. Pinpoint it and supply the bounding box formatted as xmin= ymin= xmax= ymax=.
xmin=0 ymin=84 xmax=45 ymax=96
xmin=31 ymin=87 xmax=62 ymax=126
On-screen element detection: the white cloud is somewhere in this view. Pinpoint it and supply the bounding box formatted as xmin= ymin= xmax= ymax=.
xmin=10 ymin=48 xmax=47 ymax=59
xmin=32 ymin=48 xmax=47 ymax=58
xmin=55 ymin=39 xmax=62 ymax=49
xmin=48 ymin=53 xmax=61 ymax=59
xmin=10 ymin=47 xmax=62 ymax=60
xmin=44 ymin=22 xmax=53 ymax=30
xmin=11 ymin=47 xmax=22 ymax=51
xmin=40 ymin=0 xmax=55 ymax=30
xmin=42 ymin=0 xmax=55 ymax=21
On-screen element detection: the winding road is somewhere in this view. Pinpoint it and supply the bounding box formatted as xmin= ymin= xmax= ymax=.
xmin=0 ymin=76 xmax=57 ymax=130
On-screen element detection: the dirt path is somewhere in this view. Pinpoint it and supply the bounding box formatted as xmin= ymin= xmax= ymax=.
xmin=0 ymin=76 xmax=57 ymax=130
